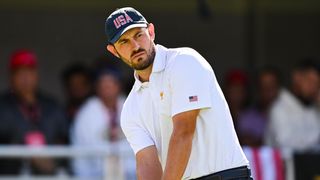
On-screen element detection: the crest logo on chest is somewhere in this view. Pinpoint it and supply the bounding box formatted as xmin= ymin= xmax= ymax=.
xmin=160 ymin=91 xmax=164 ymax=100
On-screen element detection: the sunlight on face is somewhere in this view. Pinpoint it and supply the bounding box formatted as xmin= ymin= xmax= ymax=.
xmin=113 ymin=26 xmax=155 ymax=70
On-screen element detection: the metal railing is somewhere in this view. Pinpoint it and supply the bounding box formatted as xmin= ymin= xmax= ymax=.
xmin=0 ymin=143 xmax=134 ymax=180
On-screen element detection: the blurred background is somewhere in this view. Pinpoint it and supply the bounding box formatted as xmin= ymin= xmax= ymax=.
xmin=0 ymin=0 xmax=320 ymax=98
xmin=0 ymin=0 xmax=319 ymax=179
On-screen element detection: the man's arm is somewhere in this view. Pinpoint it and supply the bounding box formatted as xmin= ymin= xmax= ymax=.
xmin=162 ymin=109 xmax=199 ymax=180
xmin=136 ymin=145 xmax=163 ymax=180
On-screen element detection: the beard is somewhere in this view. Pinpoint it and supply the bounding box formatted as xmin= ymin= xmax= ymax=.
xmin=117 ymin=42 xmax=156 ymax=71
xmin=131 ymin=44 xmax=156 ymax=70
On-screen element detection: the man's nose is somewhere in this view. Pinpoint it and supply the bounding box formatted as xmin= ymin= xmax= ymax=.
xmin=130 ymin=40 xmax=140 ymax=51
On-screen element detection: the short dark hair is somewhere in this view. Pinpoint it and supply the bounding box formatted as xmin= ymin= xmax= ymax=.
xmin=294 ymin=58 xmax=320 ymax=74
xmin=258 ymin=65 xmax=282 ymax=85
xmin=61 ymin=63 xmax=92 ymax=86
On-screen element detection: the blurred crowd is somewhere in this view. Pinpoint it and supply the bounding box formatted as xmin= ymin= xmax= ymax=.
xmin=0 ymin=49 xmax=135 ymax=178
xmin=224 ymin=60 xmax=320 ymax=150
xmin=0 ymin=49 xmax=319 ymax=178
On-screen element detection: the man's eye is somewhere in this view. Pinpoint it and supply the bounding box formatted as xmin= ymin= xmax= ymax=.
xmin=119 ymin=40 xmax=127 ymax=44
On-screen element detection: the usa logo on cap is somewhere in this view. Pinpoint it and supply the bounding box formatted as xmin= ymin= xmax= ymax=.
xmin=105 ymin=7 xmax=148 ymax=44
xmin=113 ymin=13 xmax=133 ymax=29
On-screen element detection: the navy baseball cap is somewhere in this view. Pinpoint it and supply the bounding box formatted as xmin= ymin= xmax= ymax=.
xmin=105 ymin=7 xmax=148 ymax=44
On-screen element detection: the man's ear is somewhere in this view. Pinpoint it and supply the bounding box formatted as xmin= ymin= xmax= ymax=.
xmin=148 ymin=23 xmax=155 ymax=41
xmin=106 ymin=44 xmax=120 ymax=58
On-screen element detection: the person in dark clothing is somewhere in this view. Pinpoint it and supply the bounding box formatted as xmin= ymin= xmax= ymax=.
xmin=61 ymin=64 xmax=93 ymax=124
xmin=237 ymin=67 xmax=281 ymax=146
xmin=0 ymin=49 xmax=68 ymax=175
xmin=223 ymin=69 xmax=250 ymax=127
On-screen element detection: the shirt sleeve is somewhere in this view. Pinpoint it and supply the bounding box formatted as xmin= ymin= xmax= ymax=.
xmin=120 ymin=103 xmax=155 ymax=154
xmin=169 ymin=51 xmax=213 ymax=116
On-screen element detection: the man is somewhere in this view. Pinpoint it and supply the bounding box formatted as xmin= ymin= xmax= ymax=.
xmin=61 ymin=63 xmax=93 ymax=123
xmin=105 ymin=7 xmax=250 ymax=180
xmin=266 ymin=60 xmax=320 ymax=150
xmin=238 ymin=67 xmax=281 ymax=147
xmin=71 ymin=67 xmax=135 ymax=179
xmin=0 ymin=49 xmax=68 ymax=175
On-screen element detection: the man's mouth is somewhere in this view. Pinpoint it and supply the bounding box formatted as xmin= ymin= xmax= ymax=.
xmin=132 ymin=51 xmax=145 ymax=59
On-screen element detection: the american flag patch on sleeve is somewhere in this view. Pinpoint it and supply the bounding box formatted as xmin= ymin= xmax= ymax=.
xmin=189 ymin=95 xmax=198 ymax=102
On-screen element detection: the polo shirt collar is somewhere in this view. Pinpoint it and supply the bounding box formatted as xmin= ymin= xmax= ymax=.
xmin=133 ymin=74 xmax=149 ymax=92
xmin=133 ymin=44 xmax=167 ymax=92
xmin=152 ymin=44 xmax=166 ymax=73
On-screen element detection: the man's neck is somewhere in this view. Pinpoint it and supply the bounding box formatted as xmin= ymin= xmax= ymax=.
xmin=290 ymin=87 xmax=314 ymax=106
xmin=102 ymin=97 xmax=118 ymax=112
xmin=16 ymin=92 xmax=37 ymax=105
xmin=136 ymin=64 xmax=153 ymax=82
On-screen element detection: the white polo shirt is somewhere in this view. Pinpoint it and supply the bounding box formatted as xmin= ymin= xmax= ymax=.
xmin=121 ymin=44 xmax=249 ymax=179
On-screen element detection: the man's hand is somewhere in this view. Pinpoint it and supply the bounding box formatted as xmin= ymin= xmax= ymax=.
xmin=162 ymin=109 xmax=200 ymax=180
xmin=136 ymin=145 xmax=163 ymax=180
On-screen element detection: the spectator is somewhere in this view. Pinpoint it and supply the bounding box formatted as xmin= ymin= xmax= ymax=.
xmin=265 ymin=59 xmax=320 ymax=150
xmin=61 ymin=63 xmax=93 ymax=124
xmin=0 ymin=49 xmax=68 ymax=175
xmin=317 ymin=63 xmax=320 ymax=111
xmin=223 ymin=69 xmax=249 ymax=128
xmin=238 ymin=67 xmax=281 ymax=147
xmin=317 ymin=88 xmax=320 ymax=110
xmin=71 ymin=67 xmax=135 ymax=178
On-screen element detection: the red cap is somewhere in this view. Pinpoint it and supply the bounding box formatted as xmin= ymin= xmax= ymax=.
xmin=9 ymin=49 xmax=38 ymax=70
xmin=225 ymin=69 xmax=248 ymax=86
